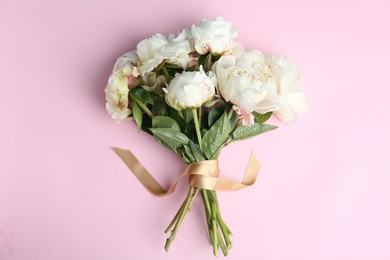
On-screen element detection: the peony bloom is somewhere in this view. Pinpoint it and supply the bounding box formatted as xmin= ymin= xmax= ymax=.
xmin=105 ymin=51 xmax=140 ymax=122
xmin=164 ymin=67 xmax=216 ymax=110
xmin=137 ymin=30 xmax=195 ymax=76
xmin=226 ymin=42 xmax=245 ymax=60
xmin=266 ymin=55 xmax=308 ymax=123
xmin=190 ymin=17 xmax=238 ymax=55
xmin=213 ymin=50 xmax=282 ymax=114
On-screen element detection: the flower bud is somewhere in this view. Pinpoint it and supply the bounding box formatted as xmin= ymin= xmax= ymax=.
xmin=164 ymin=67 xmax=215 ymax=110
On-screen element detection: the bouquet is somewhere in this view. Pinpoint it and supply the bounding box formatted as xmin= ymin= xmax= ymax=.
xmin=105 ymin=17 xmax=307 ymax=256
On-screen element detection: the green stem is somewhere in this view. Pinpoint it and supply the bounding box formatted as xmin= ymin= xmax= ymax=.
xmin=201 ymin=188 xmax=233 ymax=256
xmin=217 ymin=231 xmax=229 ymax=256
xmin=198 ymin=106 xmax=202 ymax=126
xmin=177 ymin=110 xmax=184 ymax=119
xmin=164 ymin=196 xmax=188 ymax=233
xmin=165 ymin=187 xmax=198 ymax=252
xmin=205 ymin=190 xmax=219 ymax=256
xmin=213 ymin=191 xmax=232 ymax=250
xmin=233 ymin=119 xmax=242 ymax=132
xmin=133 ymin=97 xmax=153 ymax=118
xmin=201 ymin=190 xmax=213 ymax=243
xmin=211 ymin=199 xmax=218 ymax=256
xmin=227 ymin=106 xmax=234 ymax=120
xmin=192 ymin=109 xmax=202 ymax=147
xmin=216 ymin=206 xmax=233 ymax=236
xmin=162 ymin=66 xmax=171 ymax=82
xmin=211 ymin=190 xmax=232 ymax=235
xmin=201 ymin=190 xmax=212 ymax=219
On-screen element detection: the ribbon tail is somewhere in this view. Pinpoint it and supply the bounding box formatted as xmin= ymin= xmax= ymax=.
xmin=242 ymin=151 xmax=260 ymax=185
xmin=110 ymin=147 xmax=183 ymax=197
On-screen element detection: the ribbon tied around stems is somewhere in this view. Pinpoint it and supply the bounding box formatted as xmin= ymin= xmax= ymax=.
xmin=110 ymin=147 xmax=261 ymax=196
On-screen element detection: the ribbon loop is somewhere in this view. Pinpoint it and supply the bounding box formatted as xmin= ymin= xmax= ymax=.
xmin=110 ymin=147 xmax=260 ymax=196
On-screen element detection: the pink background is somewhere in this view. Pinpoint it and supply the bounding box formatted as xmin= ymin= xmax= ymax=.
xmin=1 ymin=0 xmax=390 ymax=259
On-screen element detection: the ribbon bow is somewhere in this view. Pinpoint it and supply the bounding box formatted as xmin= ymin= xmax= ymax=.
xmin=111 ymin=147 xmax=261 ymax=196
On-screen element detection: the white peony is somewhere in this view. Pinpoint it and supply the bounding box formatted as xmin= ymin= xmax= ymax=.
xmin=113 ymin=51 xmax=140 ymax=72
xmin=164 ymin=67 xmax=216 ymax=110
xmin=265 ymin=55 xmax=308 ymax=123
xmin=105 ymin=51 xmax=140 ymax=122
xmin=190 ymin=17 xmax=238 ymax=55
xmin=226 ymin=42 xmax=245 ymax=60
xmin=137 ymin=30 xmax=195 ymax=76
xmin=213 ymin=50 xmax=282 ymax=114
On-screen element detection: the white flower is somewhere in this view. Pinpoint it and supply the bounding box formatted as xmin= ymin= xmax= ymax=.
xmin=213 ymin=50 xmax=282 ymax=114
xmin=105 ymin=84 xmax=131 ymax=122
xmin=113 ymin=51 xmax=140 ymax=72
xmin=266 ymin=55 xmax=308 ymax=123
xmin=164 ymin=67 xmax=216 ymax=110
xmin=137 ymin=30 xmax=195 ymax=76
xmin=226 ymin=42 xmax=245 ymax=60
xmin=190 ymin=17 xmax=238 ymax=55
xmin=105 ymin=51 xmax=140 ymax=122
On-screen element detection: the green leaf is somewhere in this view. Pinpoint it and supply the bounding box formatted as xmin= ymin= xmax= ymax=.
xmin=153 ymin=137 xmax=177 ymax=153
xmin=182 ymin=154 xmax=192 ymax=164
xmin=168 ymin=110 xmax=186 ymax=132
xmin=252 ymin=111 xmax=273 ymax=124
xmin=182 ymin=109 xmax=193 ymax=124
xmin=183 ymin=145 xmax=195 ymax=162
xmin=161 ymin=63 xmax=185 ymax=79
xmin=232 ymin=123 xmax=278 ymax=141
xmin=152 ymin=97 xmax=167 ymax=116
xmin=230 ymin=110 xmax=239 ymax=129
xmin=154 ymin=61 xmax=166 ymax=72
xmin=211 ymin=54 xmax=221 ymax=62
xmin=185 ymin=123 xmax=196 ymax=142
xmin=141 ymin=114 xmax=152 ymax=134
xmin=131 ymin=88 xmax=153 ymax=105
xmin=189 ymin=141 xmax=206 ymax=161
xmin=204 ymin=54 xmax=213 ymax=71
xmin=165 ymin=63 xmax=182 ymax=70
xmin=150 ymin=128 xmax=189 ymax=148
xmin=201 ymin=112 xmax=231 ymax=159
xmin=200 ymin=110 xmax=209 ymax=130
xmin=152 ymin=116 xmax=180 ymax=131
xmin=208 ymin=105 xmax=227 ymax=128
xmin=198 ymin=54 xmax=209 ymax=66
xmin=131 ymin=101 xmax=142 ymax=129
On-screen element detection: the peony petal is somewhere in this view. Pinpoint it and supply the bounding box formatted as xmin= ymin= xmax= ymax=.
xmin=286 ymin=92 xmax=308 ymax=113
xmin=274 ymin=104 xmax=297 ymax=124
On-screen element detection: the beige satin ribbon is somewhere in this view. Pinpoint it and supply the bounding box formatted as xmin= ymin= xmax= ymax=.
xmin=110 ymin=147 xmax=260 ymax=197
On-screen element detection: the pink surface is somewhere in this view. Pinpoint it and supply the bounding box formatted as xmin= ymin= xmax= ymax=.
xmin=1 ymin=0 xmax=390 ymax=259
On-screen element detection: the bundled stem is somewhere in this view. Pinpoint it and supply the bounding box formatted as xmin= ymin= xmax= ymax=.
xmin=165 ymin=187 xmax=232 ymax=256
xmin=164 ymin=107 xmax=234 ymax=256
xmin=164 ymin=187 xmax=199 ymax=251
xmin=200 ymin=190 xmax=232 ymax=256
